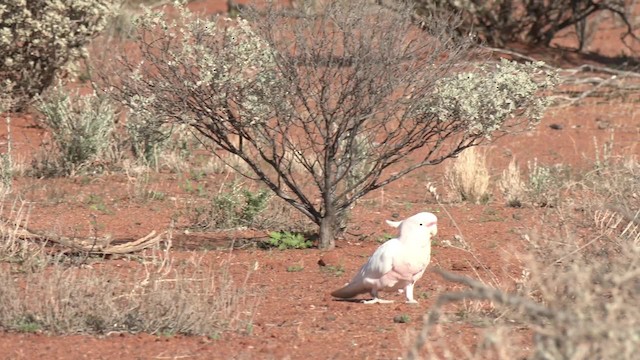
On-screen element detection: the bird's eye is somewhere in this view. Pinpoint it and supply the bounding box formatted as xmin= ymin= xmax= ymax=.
xmin=419 ymin=223 xmax=423 ymax=226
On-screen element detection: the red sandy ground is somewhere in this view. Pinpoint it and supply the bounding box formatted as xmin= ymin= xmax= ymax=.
xmin=0 ymin=1 xmax=639 ymax=359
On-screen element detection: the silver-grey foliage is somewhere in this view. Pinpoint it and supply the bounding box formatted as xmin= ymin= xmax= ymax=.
xmin=103 ymin=0 xmax=555 ymax=249
xmin=0 ymin=0 xmax=116 ymax=110
xmin=35 ymin=88 xmax=116 ymax=176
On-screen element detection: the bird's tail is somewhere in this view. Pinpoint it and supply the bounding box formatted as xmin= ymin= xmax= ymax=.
xmin=331 ymin=280 xmax=368 ymax=299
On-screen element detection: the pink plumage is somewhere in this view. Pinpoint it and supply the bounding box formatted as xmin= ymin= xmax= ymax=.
xmin=331 ymin=212 xmax=438 ymax=304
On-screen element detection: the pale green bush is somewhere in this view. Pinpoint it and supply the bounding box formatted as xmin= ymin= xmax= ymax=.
xmin=0 ymin=0 xmax=116 ymax=110
xmin=526 ymin=159 xmax=570 ymax=207
xmin=189 ymin=182 xmax=271 ymax=231
xmin=34 ymin=88 xmax=116 ymax=176
xmin=125 ymin=110 xmax=174 ymax=166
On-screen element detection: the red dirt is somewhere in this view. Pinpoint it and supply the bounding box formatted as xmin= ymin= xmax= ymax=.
xmin=0 ymin=1 xmax=639 ymax=359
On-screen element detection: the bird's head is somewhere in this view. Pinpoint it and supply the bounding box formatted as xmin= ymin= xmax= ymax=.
xmin=386 ymin=212 xmax=438 ymax=242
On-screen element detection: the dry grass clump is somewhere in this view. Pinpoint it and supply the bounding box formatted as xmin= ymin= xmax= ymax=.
xmin=0 ymin=250 xmax=256 ymax=336
xmin=497 ymin=158 xmax=527 ymax=207
xmin=409 ymin=156 xmax=640 ymax=359
xmin=446 ymin=148 xmax=491 ymax=204
xmin=0 ymin=212 xmax=257 ymax=336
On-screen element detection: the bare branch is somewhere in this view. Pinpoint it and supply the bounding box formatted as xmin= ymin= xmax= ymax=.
xmin=100 ymin=0 xmax=555 ymax=249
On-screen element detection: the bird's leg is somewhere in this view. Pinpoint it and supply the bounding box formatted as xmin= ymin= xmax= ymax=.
xmin=404 ymin=283 xmax=418 ymax=304
xmin=363 ymin=290 xmax=394 ymax=304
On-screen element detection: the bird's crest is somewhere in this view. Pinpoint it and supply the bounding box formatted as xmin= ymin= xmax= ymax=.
xmin=385 ymin=220 xmax=402 ymax=228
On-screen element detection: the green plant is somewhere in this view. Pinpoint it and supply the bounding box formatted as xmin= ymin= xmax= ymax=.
xmin=182 ymin=179 xmax=206 ymax=197
xmin=104 ymin=0 xmax=555 ymax=250
xmin=393 ymin=314 xmax=411 ymax=324
xmin=190 ymin=184 xmax=271 ymax=230
xmin=34 ymin=88 xmax=116 ymax=176
xmin=321 ymin=265 xmax=346 ymax=277
xmin=377 ymin=233 xmax=394 ymax=243
xmin=267 ymin=231 xmax=312 ymax=250
xmin=85 ymin=194 xmax=111 ymax=214
xmin=526 ymin=159 xmax=570 ymax=207
xmin=125 ymin=111 xmax=174 ymax=167
xmin=15 ymin=316 xmax=41 ymax=333
xmin=287 ymin=264 xmax=304 ymax=272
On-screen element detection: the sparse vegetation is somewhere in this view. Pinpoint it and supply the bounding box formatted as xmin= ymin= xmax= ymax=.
xmin=102 ymin=0 xmax=555 ymax=249
xmin=408 ymin=156 xmax=640 ymax=360
xmin=125 ymin=111 xmax=174 ymax=167
xmin=321 ymin=264 xmax=346 ymax=277
xmin=33 ymin=88 xmax=117 ymax=177
xmin=394 ymin=314 xmax=411 ymax=323
xmin=0 ymin=243 xmax=256 ymax=336
xmin=526 ymin=159 xmax=571 ymax=207
xmin=1 ymin=0 xmax=638 ymax=357
xmin=189 ymin=183 xmax=271 ymax=230
xmin=287 ymin=264 xmax=304 ymax=272
xmin=267 ymin=231 xmax=312 ymax=250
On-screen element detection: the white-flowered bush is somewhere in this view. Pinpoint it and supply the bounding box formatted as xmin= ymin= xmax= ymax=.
xmin=0 ymin=0 xmax=116 ymax=109
xmin=104 ymin=0 xmax=556 ymax=250
xmin=429 ymin=59 xmax=556 ymax=138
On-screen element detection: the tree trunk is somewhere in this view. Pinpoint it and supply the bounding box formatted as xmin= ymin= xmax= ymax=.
xmin=318 ymin=212 xmax=336 ymax=250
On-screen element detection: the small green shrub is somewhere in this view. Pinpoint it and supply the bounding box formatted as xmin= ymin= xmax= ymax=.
xmin=125 ymin=111 xmax=174 ymax=167
xmin=34 ymin=88 xmax=116 ymax=176
xmin=320 ymin=264 xmax=346 ymax=277
xmin=377 ymin=233 xmax=394 ymax=243
xmin=394 ymin=314 xmax=411 ymax=323
xmin=15 ymin=316 xmax=41 ymax=333
xmin=190 ymin=183 xmax=271 ymax=230
xmin=267 ymin=231 xmax=312 ymax=250
xmin=526 ymin=159 xmax=571 ymax=207
xmin=286 ymin=264 xmax=304 ymax=272
xmin=85 ymin=194 xmax=111 ymax=214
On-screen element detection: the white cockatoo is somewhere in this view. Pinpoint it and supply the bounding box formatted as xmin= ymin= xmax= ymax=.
xmin=331 ymin=212 xmax=438 ymax=304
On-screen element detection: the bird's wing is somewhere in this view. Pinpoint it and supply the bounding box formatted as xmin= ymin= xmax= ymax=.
xmin=330 ymin=239 xmax=402 ymax=299
xmin=361 ymin=238 xmax=402 ymax=280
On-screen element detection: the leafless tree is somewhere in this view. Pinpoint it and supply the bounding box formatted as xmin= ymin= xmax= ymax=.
xmin=102 ymin=0 xmax=554 ymax=249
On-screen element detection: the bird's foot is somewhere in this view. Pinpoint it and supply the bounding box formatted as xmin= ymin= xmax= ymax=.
xmin=363 ymin=298 xmax=394 ymax=304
